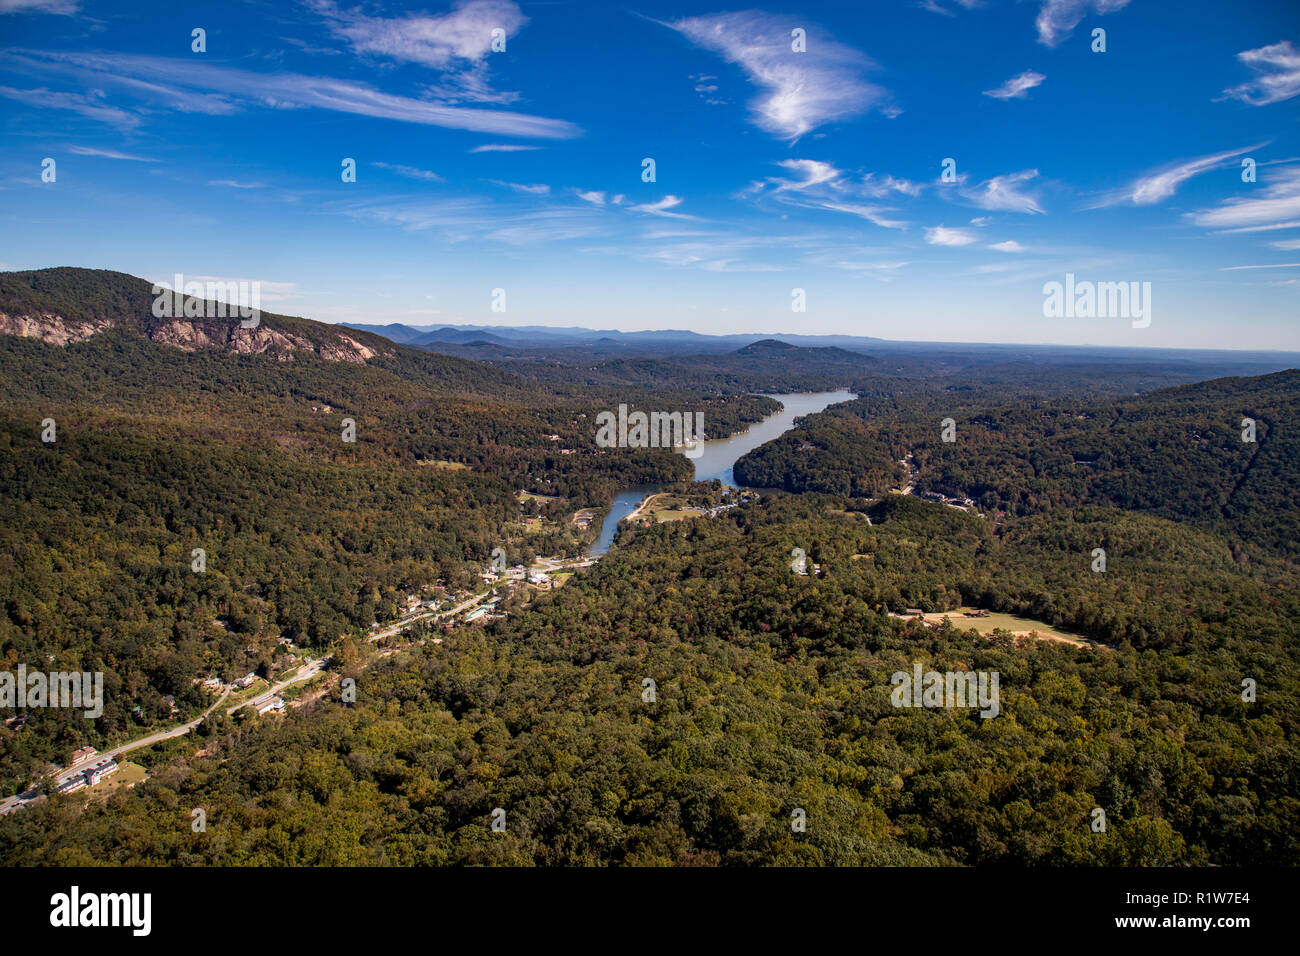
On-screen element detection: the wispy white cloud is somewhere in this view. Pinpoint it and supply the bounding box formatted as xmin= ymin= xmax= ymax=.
xmin=0 ymin=85 xmax=138 ymax=127
xmin=661 ymin=10 xmax=894 ymax=140
xmin=575 ymin=190 xmax=606 ymax=205
xmin=629 ymin=195 xmax=693 ymax=219
xmin=767 ymin=159 xmax=841 ymax=192
xmin=1219 ymin=262 xmax=1300 ymax=270
xmin=469 ymin=143 xmax=540 ymax=153
xmin=743 ymin=159 xmax=917 ymax=228
xmin=0 ymin=0 xmax=77 ymax=13
xmin=1212 ymin=219 xmax=1300 ymax=235
xmin=983 ymin=70 xmax=1045 ymax=99
xmin=1270 ymin=238 xmax=1300 ymax=250
xmin=818 ymin=258 xmax=911 ymax=273
xmin=8 ymin=51 xmax=580 ymax=138
xmin=67 ymin=144 xmax=157 ymax=161
xmin=926 ymin=225 xmax=977 ymax=246
xmin=689 ymin=72 xmax=727 ymax=105
xmin=1219 ymin=41 xmax=1300 ymax=106
xmin=208 ymin=179 xmax=266 ymax=189
xmin=989 ymin=240 xmax=1025 ymax=251
xmin=628 ymin=228 xmax=827 ymax=272
xmin=802 ymin=202 xmax=908 ymax=228
xmin=489 ymin=180 xmax=550 ymax=194
xmin=917 ymin=0 xmax=983 ymax=16
xmin=309 ymin=0 xmax=526 ymax=104
xmin=959 ymin=169 xmax=1045 ymax=214
xmin=1189 ymin=166 xmax=1300 ymax=230
xmin=1035 ymin=0 xmax=1130 ymax=47
xmin=1089 ymin=144 xmax=1263 ymax=208
xmin=343 ymin=196 xmax=604 ymax=245
xmin=372 ymin=162 xmax=445 ymax=182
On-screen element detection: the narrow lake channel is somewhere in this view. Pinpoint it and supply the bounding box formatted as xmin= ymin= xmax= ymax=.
xmin=588 ymin=390 xmax=856 ymax=556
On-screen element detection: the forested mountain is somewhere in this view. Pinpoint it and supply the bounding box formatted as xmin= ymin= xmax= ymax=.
xmin=735 ymin=370 xmax=1300 ymax=557
xmin=1 ymin=267 xmax=1297 ymax=866
xmin=0 ymin=267 xmax=396 ymax=364
xmin=0 ymin=269 xmax=776 ymax=788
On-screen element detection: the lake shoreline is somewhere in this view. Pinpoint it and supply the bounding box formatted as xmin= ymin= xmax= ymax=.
xmin=588 ymin=390 xmax=856 ymax=556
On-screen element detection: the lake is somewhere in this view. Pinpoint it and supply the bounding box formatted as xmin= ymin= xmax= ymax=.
xmin=588 ymin=390 xmax=856 ymax=556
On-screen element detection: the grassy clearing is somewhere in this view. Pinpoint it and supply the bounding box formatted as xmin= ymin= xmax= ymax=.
xmin=85 ymin=761 xmax=148 ymax=804
xmin=919 ymin=607 xmax=1090 ymax=646
xmin=518 ymin=490 xmax=561 ymax=503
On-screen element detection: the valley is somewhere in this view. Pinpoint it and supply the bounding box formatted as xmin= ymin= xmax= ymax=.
xmin=0 ymin=268 xmax=1297 ymax=866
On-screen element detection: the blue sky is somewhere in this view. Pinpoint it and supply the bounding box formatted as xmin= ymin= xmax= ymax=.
xmin=1 ymin=0 xmax=1298 ymax=348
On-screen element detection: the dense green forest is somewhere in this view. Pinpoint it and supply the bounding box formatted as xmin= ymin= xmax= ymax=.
xmin=0 ymin=271 xmax=776 ymax=787
xmin=735 ymin=370 xmax=1300 ymax=557
xmin=1 ymin=493 xmax=1295 ymax=865
xmin=0 ymin=267 xmax=1297 ymax=865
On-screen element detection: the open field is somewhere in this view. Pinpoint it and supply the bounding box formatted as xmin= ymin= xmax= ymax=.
xmin=85 ymin=761 xmax=148 ymax=803
xmin=518 ymin=490 xmax=562 ymax=503
xmin=906 ymin=607 xmax=1091 ymax=646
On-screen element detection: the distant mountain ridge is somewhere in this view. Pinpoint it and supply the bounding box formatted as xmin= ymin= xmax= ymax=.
xmin=342 ymin=319 xmax=1300 ymax=367
xmin=343 ymin=321 xmax=888 ymax=354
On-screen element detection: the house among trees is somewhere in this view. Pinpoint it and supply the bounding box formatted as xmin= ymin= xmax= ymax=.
xmin=85 ymin=759 xmax=118 ymax=786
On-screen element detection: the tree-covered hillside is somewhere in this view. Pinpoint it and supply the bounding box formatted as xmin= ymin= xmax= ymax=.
xmin=735 ymin=370 xmax=1300 ymax=557
xmin=2 ymin=493 xmax=1294 ymax=865
xmin=0 ymin=273 xmax=777 ymax=788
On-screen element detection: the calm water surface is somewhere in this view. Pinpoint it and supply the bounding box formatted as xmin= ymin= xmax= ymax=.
xmin=588 ymin=390 xmax=855 ymax=556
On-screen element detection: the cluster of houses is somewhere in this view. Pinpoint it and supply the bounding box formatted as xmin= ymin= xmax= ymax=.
xmin=707 ymin=491 xmax=757 ymax=517
xmin=917 ymin=490 xmax=977 ymax=510
xmin=55 ymin=750 xmax=119 ymax=795
xmin=463 ymin=600 xmax=498 ymax=624
xmin=891 ymin=607 xmax=989 ymax=623
xmin=256 ymin=696 xmax=285 ymax=715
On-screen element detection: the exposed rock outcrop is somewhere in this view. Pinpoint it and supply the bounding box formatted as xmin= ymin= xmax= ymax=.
xmin=1 ymin=313 xmax=384 ymax=365
xmin=0 ymin=312 xmax=113 ymax=346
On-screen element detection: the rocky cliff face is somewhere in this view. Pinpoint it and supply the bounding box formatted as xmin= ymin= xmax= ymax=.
xmin=0 ymin=311 xmax=113 ymax=346
xmin=0 ymin=312 xmax=384 ymax=365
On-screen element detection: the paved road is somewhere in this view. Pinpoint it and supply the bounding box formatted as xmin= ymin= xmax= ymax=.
xmin=0 ymin=686 xmax=234 ymax=815
xmin=1 ymin=555 xmax=598 ymax=815
xmin=227 ymin=658 xmax=327 ymax=715
xmin=1 ymin=655 xmax=328 ymax=815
